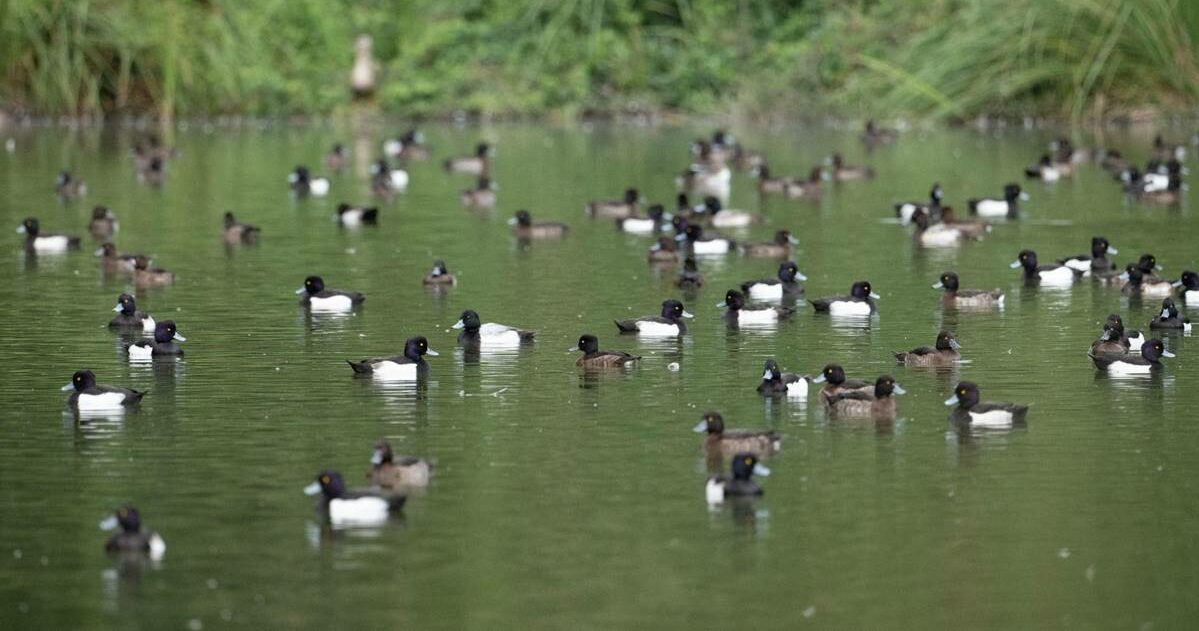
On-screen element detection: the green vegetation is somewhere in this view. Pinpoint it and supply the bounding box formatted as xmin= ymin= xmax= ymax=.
xmin=1 ymin=0 xmax=1197 ymax=122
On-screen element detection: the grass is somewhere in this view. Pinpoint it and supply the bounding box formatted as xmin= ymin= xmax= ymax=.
xmin=848 ymin=0 xmax=1199 ymax=122
xmin=0 ymin=0 xmax=1196 ymax=122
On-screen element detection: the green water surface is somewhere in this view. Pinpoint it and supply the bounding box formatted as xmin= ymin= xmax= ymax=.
xmin=0 ymin=122 xmax=1196 ymax=629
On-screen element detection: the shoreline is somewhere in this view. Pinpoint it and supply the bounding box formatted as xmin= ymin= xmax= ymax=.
xmin=2 ymin=105 xmax=1198 ymax=134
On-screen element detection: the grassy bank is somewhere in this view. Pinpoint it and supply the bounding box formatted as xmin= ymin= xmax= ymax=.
xmin=1 ymin=0 xmax=1197 ymax=123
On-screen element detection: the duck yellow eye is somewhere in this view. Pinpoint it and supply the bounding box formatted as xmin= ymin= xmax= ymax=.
xmin=743 ymin=458 xmax=752 ymax=466
xmin=320 ymin=475 xmax=330 ymax=484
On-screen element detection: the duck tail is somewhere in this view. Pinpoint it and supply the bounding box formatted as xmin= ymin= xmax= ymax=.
xmin=346 ymin=360 xmax=373 ymax=374
xmin=893 ymin=352 xmax=906 ymax=363
xmin=967 ymin=199 xmax=979 ymax=212
xmin=614 ymin=320 xmax=637 ymax=333
xmin=518 ymin=330 xmax=536 ymax=342
xmin=363 ymin=208 xmax=379 ymax=223
xmin=130 ymin=389 xmax=149 ymax=403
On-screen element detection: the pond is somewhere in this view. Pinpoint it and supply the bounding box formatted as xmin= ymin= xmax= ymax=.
xmin=0 ymin=121 xmax=1196 ymax=628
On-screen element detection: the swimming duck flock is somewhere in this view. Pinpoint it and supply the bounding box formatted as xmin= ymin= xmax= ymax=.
xmin=7 ymin=125 xmax=1195 ymax=556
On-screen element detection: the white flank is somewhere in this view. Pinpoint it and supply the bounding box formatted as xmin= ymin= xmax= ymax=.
xmin=710 ymin=212 xmax=753 ymax=228
xmin=478 ymin=324 xmax=522 ymax=347
xmin=76 ymin=391 xmax=128 ymax=410
xmin=1143 ymin=284 xmax=1173 ymax=297
xmin=1142 ymin=173 xmax=1169 ymax=193
xmin=968 ymin=409 xmax=1014 ymax=428
xmin=920 ymin=225 xmax=962 ymax=247
xmin=127 ymin=344 xmax=153 ymax=361
xmin=32 ymin=236 xmax=71 ymax=252
xmin=705 ymin=478 xmax=725 ymax=504
xmin=635 ymin=321 xmax=681 ymax=337
xmin=371 ymin=361 xmax=418 ymax=380
xmin=1063 ymin=258 xmax=1091 ymax=273
xmin=737 ymin=308 xmax=779 ymax=324
xmin=148 ymin=534 xmax=166 ymax=560
xmin=828 ymin=300 xmax=872 ymax=316
xmin=329 ymin=497 xmax=390 ymax=526
xmin=973 ymin=199 xmax=1009 ymax=218
xmin=389 ymin=170 xmax=409 ymax=190
xmin=620 ymin=218 xmax=655 ymax=234
xmin=308 ymin=294 xmax=354 ymax=312
xmin=747 ymin=283 xmax=784 ymax=300
xmin=692 ymin=239 xmax=730 ymax=255
xmin=1107 ymin=361 xmax=1152 ymax=376
xmin=1038 ymin=266 xmax=1076 ymax=285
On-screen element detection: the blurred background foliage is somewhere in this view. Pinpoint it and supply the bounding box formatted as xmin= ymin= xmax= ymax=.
xmin=1 ymin=0 xmax=1197 ymax=122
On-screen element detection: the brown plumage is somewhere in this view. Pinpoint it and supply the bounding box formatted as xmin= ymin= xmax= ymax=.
xmin=894 ymin=331 xmax=961 ymax=366
xmin=368 ymin=440 xmax=433 ymax=489
xmin=572 ymin=334 xmax=639 ymax=368
xmin=826 ymin=376 xmax=902 ymax=421
xmin=692 ymin=411 xmax=780 ymax=458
